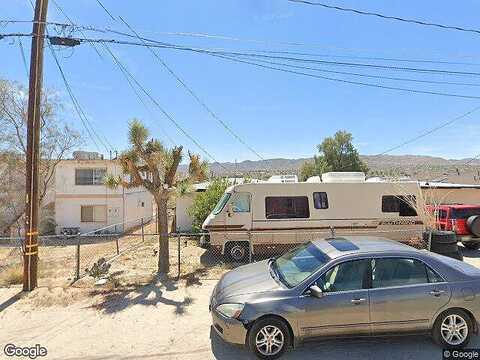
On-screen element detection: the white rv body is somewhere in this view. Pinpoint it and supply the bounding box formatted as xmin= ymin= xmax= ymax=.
xmin=202 ymin=179 xmax=424 ymax=259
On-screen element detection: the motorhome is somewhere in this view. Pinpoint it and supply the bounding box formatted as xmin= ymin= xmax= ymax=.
xmin=202 ymin=173 xmax=424 ymax=261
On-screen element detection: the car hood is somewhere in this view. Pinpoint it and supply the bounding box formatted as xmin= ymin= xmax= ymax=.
xmin=213 ymin=260 xmax=283 ymax=302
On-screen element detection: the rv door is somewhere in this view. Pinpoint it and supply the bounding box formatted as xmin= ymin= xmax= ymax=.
xmin=225 ymin=192 xmax=252 ymax=231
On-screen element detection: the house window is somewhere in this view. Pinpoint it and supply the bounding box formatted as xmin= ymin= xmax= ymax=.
xmin=313 ymin=192 xmax=329 ymax=209
xmin=265 ymin=196 xmax=309 ymax=219
xmin=81 ymin=205 xmax=107 ymax=223
xmin=75 ymin=168 xmax=106 ymax=185
xmin=382 ymin=195 xmax=418 ymax=216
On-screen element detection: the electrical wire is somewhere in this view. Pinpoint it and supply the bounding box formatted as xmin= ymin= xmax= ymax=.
xmin=287 ymin=0 xmax=480 ymax=36
xmin=47 ymin=41 xmax=112 ymax=154
xmin=116 ymin=16 xmax=266 ymax=161
xmin=101 ymin=45 xmax=229 ymax=170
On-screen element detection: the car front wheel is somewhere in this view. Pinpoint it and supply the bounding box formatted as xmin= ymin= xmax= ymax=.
xmin=433 ymin=309 xmax=472 ymax=348
xmin=248 ymin=317 xmax=291 ymax=360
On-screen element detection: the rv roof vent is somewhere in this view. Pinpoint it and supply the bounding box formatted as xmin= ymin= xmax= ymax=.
xmin=321 ymin=172 xmax=365 ymax=183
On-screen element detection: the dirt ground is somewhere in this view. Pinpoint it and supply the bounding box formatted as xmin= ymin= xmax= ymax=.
xmin=0 ymin=247 xmax=480 ymax=360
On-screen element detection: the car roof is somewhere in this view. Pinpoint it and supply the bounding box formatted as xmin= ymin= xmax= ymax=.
xmin=312 ymin=236 xmax=418 ymax=259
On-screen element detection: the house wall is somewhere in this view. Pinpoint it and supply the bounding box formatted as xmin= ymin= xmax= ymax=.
xmin=54 ymin=159 xmax=153 ymax=234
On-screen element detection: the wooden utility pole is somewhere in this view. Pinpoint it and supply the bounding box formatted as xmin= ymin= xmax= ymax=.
xmin=23 ymin=0 xmax=49 ymax=291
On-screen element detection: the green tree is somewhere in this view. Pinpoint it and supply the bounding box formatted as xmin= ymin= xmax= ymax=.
xmin=187 ymin=178 xmax=229 ymax=232
xmin=300 ymin=130 xmax=368 ymax=180
xmin=105 ymin=119 xmax=207 ymax=274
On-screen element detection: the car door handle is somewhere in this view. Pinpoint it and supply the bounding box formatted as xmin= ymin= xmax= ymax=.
xmin=429 ymin=290 xmax=445 ymax=297
xmin=351 ymin=298 xmax=366 ymax=305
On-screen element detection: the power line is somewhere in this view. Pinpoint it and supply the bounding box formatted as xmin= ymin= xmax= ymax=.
xmin=378 ymin=105 xmax=480 ymax=155
xmin=47 ymin=40 xmax=112 ymax=154
xmin=229 ymin=55 xmax=480 ymax=88
xmin=95 ymin=0 xmax=116 ymax=21
xmin=50 ymin=0 xmax=104 ymax=60
xmin=116 ymin=16 xmax=266 ymax=161
xmin=198 ymin=52 xmax=480 ymax=100
xmin=103 ymin=43 xmax=176 ymax=146
xmin=18 ymin=38 xmax=29 ymax=78
xmin=101 ymin=45 xmax=228 ymax=170
xmin=287 ymin=0 xmax=480 ymax=36
xmin=47 ymin=0 xmax=116 ymax=152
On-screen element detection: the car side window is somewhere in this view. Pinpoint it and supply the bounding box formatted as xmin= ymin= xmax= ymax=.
xmin=371 ymin=258 xmax=429 ymax=288
xmin=317 ymin=259 xmax=369 ymax=293
xmin=426 ymin=266 xmax=445 ymax=283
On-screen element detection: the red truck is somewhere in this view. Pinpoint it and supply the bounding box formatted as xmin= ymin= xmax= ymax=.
xmin=426 ymin=204 xmax=480 ymax=250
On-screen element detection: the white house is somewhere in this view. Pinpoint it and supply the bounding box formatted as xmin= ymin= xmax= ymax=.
xmin=54 ymin=152 xmax=153 ymax=234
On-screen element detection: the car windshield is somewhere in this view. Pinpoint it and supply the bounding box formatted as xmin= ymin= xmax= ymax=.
xmin=212 ymin=193 xmax=231 ymax=215
xmin=273 ymin=242 xmax=330 ymax=288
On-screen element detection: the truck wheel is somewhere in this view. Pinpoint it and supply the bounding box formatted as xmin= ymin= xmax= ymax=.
xmin=224 ymin=242 xmax=249 ymax=262
xmin=462 ymin=242 xmax=480 ymax=250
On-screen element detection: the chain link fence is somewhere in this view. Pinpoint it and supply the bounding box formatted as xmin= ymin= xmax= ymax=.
xmin=0 ymin=224 xmax=427 ymax=287
xmin=0 ymin=215 xmax=155 ymax=287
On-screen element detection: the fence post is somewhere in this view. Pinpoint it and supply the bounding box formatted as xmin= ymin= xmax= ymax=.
xmin=177 ymin=234 xmax=181 ymax=280
xmin=248 ymin=231 xmax=253 ymax=263
xmin=141 ymin=218 xmax=145 ymax=242
xmin=115 ymin=233 xmax=120 ymax=255
xmin=75 ymin=237 xmax=80 ymax=281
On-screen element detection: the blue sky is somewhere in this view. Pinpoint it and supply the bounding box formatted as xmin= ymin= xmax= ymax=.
xmin=2 ymin=0 xmax=480 ymax=162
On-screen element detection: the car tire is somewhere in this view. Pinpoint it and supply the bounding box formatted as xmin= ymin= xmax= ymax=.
xmin=427 ymin=231 xmax=457 ymax=244
xmin=433 ymin=309 xmax=473 ymax=349
xmin=467 ymin=216 xmax=480 ymax=237
xmin=430 ymin=242 xmax=458 ymax=253
xmin=224 ymin=242 xmax=249 ymax=262
xmin=248 ymin=317 xmax=291 ymax=360
xmin=462 ymin=241 xmax=480 ymax=250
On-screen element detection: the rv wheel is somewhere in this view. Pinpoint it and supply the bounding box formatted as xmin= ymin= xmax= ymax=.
xmin=225 ymin=242 xmax=249 ymax=262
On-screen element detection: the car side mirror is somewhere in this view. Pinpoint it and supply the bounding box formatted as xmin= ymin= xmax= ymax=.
xmin=226 ymin=203 xmax=233 ymax=217
xmin=309 ymin=285 xmax=324 ymax=298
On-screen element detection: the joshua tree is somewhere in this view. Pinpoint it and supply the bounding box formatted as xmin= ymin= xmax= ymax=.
xmin=105 ymin=119 xmax=208 ymax=273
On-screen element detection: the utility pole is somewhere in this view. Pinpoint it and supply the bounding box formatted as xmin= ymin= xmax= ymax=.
xmin=23 ymin=0 xmax=49 ymax=292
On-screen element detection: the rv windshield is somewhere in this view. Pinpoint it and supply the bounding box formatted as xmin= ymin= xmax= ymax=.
xmin=212 ymin=193 xmax=231 ymax=215
xmin=273 ymin=242 xmax=330 ymax=288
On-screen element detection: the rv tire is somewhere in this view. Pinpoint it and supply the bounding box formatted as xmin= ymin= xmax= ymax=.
xmin=225 ymin=242 xmax=250 ymax=263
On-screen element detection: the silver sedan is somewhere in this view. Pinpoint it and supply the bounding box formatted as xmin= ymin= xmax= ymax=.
xmin=209 ymin=236 xmax=480 ymax=359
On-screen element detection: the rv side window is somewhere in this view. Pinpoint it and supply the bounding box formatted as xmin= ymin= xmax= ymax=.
xmin=382 ymin=195 xmax=418 ymax=217
xmin=232 ymin=193 xmax=250 ymax=212
xmin=313 ymin=192 xmax=329 ymax=209
xmin=265 ymin=196 xmax=310 ymax=219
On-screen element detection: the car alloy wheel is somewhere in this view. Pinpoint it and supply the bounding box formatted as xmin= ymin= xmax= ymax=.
xmin=255 ymin=325 xmax=284 ymax=357
xmin=441 ymin=314 xmax=468 ymax=346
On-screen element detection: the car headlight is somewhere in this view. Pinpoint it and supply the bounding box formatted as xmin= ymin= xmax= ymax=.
xmin=216 ymin=303 xmax=244 ymax=319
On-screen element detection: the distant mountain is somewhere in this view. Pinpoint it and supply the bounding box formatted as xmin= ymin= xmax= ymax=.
xmin=179 ymin=154 xmax=480 ymax=183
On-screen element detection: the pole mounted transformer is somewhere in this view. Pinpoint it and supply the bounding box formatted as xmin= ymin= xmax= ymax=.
xmin=24 ymin=0 xmax=49 ymax=292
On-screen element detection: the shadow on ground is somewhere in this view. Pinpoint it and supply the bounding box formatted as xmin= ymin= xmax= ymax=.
xmin=210 ymin=327 xmax=480 ymax=360
xmin=89 ymin=276 xmax=193 ymax=315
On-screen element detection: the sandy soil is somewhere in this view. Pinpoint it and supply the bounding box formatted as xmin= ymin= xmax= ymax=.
xmin=0 ymin=248 xmax=479 ymax=360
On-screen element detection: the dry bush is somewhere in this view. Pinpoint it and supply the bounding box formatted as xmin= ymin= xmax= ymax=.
xmin=0 ymin=264 xmax=23 ymax=286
